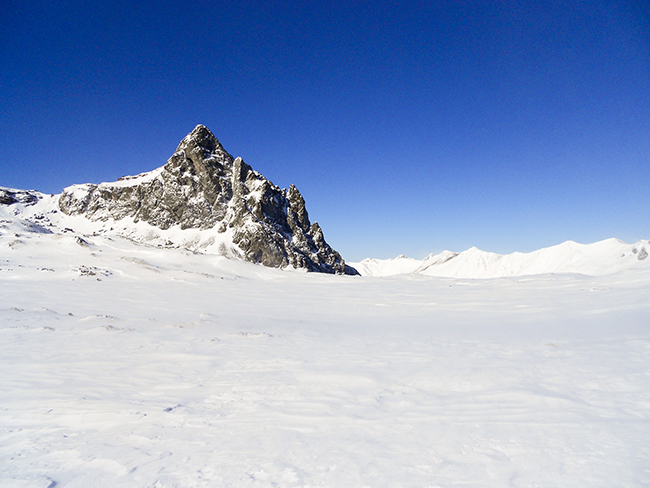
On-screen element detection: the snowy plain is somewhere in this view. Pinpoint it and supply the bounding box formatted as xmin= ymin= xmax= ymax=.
xmin=1 ymin=196 xmax=650 ymax=487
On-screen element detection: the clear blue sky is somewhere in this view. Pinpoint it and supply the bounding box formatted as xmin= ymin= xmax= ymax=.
xmin=2 ymin=1 xmax=649 ymax=261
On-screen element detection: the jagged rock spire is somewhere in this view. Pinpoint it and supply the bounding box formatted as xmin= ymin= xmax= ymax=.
xmin=58 ymin=125 xmax=358 ymax=275
xmin=172 ymin=125 xmax=233 ymax=173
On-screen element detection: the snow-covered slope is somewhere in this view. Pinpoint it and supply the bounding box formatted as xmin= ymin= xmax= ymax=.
xmin=351 ymin=238 xmax=650 ymax=278
xmin=1 ymin=215 xmax=649 ymax=487
xmin=0 ymin=186 xmax=243 ymax=257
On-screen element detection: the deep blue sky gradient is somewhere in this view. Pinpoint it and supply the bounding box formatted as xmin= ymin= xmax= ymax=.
xmin=2 ymin=1 xmax=649 ymax=260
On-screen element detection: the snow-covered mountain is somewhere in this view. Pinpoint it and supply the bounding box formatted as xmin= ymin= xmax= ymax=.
xmin=1 ymin=125 xmax=357 ymax=274
xmin=351 ymin=238 xmax=650 ymax=278
xmin=2 ymin=124 xmax=647 ymax=279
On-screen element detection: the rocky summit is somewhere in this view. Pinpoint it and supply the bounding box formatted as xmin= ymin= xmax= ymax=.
xmin=57 ymin=125 xmax=357 ymax=275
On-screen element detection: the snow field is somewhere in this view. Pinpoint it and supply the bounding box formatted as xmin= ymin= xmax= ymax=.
xmin=1 ymin=232 xmax=650 ymax=487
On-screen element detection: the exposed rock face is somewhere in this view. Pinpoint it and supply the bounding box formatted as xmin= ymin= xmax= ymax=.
xmin=58 ymin=125 xmax=357 ymax=274
xmin=0 ymin=188 xmax=40 ymax=206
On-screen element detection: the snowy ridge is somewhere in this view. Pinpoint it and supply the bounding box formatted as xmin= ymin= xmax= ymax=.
xmin=351 ymin=254 xmax=427 ymax=277
xmin=351 ymin=238 xmax=650 ymax=278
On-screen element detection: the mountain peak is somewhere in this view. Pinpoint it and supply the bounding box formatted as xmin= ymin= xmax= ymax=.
xmin=172 ymin=124 xmax=231 ymax=171
xmin=177 ymin=124 xmax=218 ymax=149
xmin=56 ymin=125 xmax=357 ymax=275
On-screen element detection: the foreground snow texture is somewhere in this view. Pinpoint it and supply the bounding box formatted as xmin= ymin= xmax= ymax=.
xmin=2 ymin=233 xmax=650 ymax=486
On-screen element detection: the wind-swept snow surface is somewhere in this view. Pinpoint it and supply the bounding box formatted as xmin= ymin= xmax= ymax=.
xmin=1 ymin=226 xmax=650 ymax=486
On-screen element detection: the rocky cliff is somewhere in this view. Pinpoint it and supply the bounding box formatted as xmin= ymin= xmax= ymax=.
xmin=58 ymin=125 xmax=357 ymax=274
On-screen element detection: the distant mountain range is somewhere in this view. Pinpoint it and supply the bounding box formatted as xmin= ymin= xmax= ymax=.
xmin=350 ymin=238 xmax=649 ymax=278
xmin=1 ymin=125 xmax=357 ymax=275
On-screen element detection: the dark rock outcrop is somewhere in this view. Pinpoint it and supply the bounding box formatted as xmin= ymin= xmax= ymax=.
xmin=0 ymin=188 xmax=40 ymax=206
xmin=58 ymin=125 xmax=357 ymax=275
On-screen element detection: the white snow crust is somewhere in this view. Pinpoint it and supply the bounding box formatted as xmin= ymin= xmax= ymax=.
xmin=1 ymin=196 xmax=650 ymax=487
